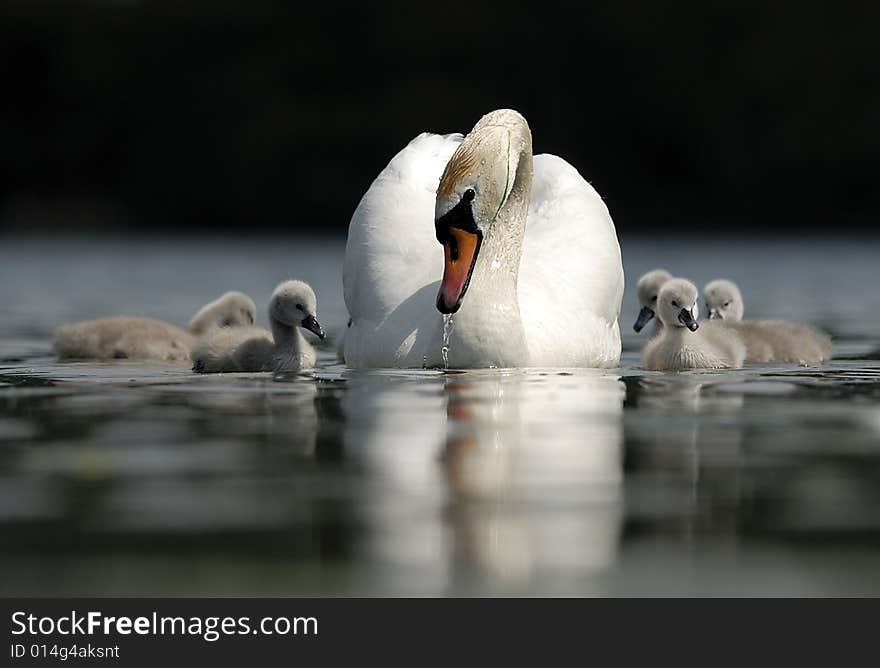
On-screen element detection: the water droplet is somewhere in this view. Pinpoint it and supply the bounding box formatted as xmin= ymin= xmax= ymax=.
xmin=441 ymin=314 xmax=455 ymax=370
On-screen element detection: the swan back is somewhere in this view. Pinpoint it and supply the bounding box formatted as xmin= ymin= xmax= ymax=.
xmin=343 ymin=133 xmax=462 ymax=366
xmin=519 ymin=154 xmax=623 ymax=366
xmin=344 ymin=133 xmax=462 ymax=321
xmin=728 ymin=320 xmax=832 ymax=365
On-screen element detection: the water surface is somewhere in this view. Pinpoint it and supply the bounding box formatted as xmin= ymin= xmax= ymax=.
xmin=2 ymin=235 xmax=879 ymax=596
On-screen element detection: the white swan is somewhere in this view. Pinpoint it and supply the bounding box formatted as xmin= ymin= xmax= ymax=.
xmin=633 ymin=268 xmax=673 ymax=335
xmin=192 ymin=280 xmax=325 ymax=373
xmin=54 ymin=291 xmax=256 ymax=361
xmin=642 ymin=279 xmax=745 ymax=371
xmin=343 ymin=109 xmax=624 ymax=369
xmin=704 ymin=279 xmax=832 ymax=365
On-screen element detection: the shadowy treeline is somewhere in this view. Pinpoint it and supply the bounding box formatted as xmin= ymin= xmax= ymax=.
xmin=1 ymin=1 xmax=878 ymax=234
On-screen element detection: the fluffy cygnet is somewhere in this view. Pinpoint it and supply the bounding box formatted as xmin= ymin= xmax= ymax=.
xmin=642 ymin=278 xmax=746 ymax=371
xmin=704 ymin=279 xmax=832 ymax=365
xmin=54 ymin=291 xmax=257 ymax=361
xmin=189 ymin=291 xmax=256 ymax=334
xmin=192 ymin=280 xmax=325 ymax=373
xmin=634 ymin=268 xmax=673 ymax=334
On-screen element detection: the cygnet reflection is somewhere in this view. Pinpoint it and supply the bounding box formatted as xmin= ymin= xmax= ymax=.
xmin=624 ymin=374 xmax=746 ymax=539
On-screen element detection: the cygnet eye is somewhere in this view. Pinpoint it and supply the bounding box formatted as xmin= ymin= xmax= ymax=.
xmin=723 ymin=301 xmax=731 ymax=307
xmin=295 ymin=304 xmax=304 ymax=311
xmin=671 ymin=300 xmax=679 ymax=308
xmin=651 ymin=295 xmax=657 ymax=303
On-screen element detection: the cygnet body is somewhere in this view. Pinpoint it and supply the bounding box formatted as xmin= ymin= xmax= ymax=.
xmin=192 ymin=280 xmax=325 ymax=373
xmin=634 ymin=269 xmax=673 ymax=335
xmin=54 ymin=291 xmax=257 ymax=361
xmin=704 ymin=279 xmax=832 ymax=365
xmin=642 ymin=279 xmax=745 ymax=371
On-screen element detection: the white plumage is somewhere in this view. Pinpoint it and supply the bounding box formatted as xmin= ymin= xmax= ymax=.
xmin=343 ymin=111 xmax=624 ymax=369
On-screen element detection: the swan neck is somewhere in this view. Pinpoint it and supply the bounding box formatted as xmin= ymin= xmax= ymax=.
xmin=482 ymin=132 xmax=532 ymax=278
xmin=448 ymin=132 xmax=533 ymax=367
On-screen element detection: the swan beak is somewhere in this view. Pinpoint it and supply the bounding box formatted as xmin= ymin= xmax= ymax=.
xmin=633 ymin=306 xmax=655 ymax=332
xmin=302 ymin=314 xmax=326 ymax=339
xmin=437 ymin=228 xmax=482 ymax=314
xmin=678 ymin=308 xmax=699 ymax=332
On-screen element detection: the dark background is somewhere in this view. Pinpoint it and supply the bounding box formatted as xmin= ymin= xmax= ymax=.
xmin=2 ymin=1 xmax=878 ymax=235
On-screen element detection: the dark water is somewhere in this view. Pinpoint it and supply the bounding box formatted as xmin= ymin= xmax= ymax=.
xmin=2 ymin=236 xmax=880 ymax=596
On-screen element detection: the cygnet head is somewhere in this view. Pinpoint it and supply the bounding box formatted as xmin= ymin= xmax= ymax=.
xmin=268 ymin=280 xmax=325 ymax=339
xmin=189 ymin=291 xmax=257 ymax=334
xmin=634 ymin=268 xmax=673 ymax=332
xmin=657 ymin=278 xmax=700 ymax=332
xmin=703 ymin=279 xmax=744 ymax=321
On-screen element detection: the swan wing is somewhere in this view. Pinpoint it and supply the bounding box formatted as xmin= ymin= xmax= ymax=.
xmin=343 ymin=132 xmax=461 ymax=366
xmin=518 ymin=154 xmax=624 ymax=367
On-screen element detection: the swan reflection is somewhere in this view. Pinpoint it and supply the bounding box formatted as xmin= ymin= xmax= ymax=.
xmin=341 ymin=369 xmax=624 ymax=594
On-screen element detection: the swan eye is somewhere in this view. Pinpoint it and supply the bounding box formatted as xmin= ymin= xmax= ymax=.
xmin=462 ymin=188 xmax=475 ymax=203
xmin=295 ymin=304 xmax=304 ymax=312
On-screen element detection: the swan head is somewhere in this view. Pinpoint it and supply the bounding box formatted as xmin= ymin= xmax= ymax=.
xmin=657 ymin=279 xmax=700 ymax=332
xmin=704 ymin=279 xmax=744 ymax=321
xmin=189 ymin=291 xmax=257 ymax=334
xmin=434 ymin=109 xmax=531 ymax=314
xmin=634 ymin=269 xmax=673 ymax=332
xmin=269 ymin=280 xmax=325 ymax=339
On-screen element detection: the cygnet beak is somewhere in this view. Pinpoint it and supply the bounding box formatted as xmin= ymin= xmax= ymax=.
xmin=633 ymin=306 xmax=655 ymax=332
xmin=301 ymin=314 xmax=326 ymax=339
xmin=708 ymin=309 xmax=722 ymax=320
xmin=678 ymin=308 xmax=699 ymax=332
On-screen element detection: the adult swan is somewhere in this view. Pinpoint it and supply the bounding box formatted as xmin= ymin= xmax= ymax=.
xmin=343 ymin=109 xmax=624 ymax=368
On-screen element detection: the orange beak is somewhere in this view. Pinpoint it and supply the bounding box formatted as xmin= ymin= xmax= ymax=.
xmin=437 ymin=228 xmax=482 ymax=314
